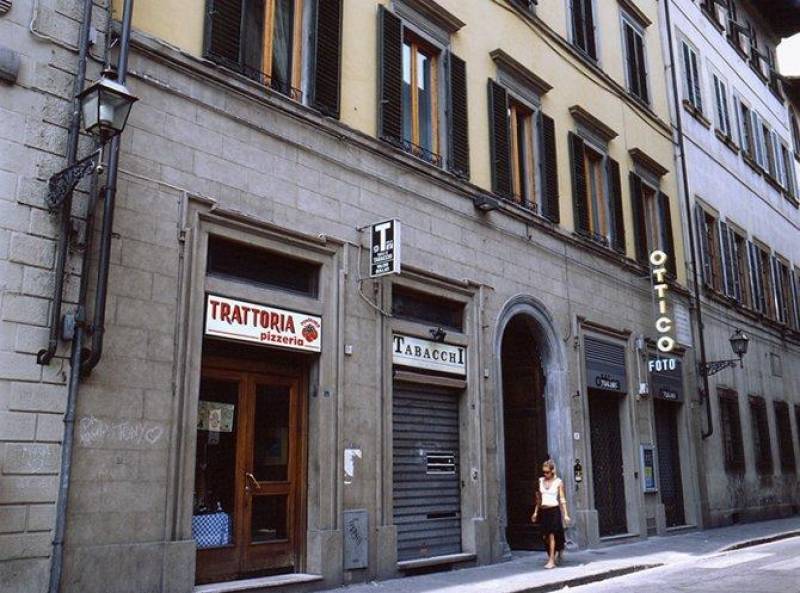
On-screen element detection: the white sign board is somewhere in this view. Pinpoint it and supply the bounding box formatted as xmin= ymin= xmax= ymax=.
xmin=392 ymin=334 xmax=466 ymax=376
xmin=205 ymin=294 xmax=321 ymax=352
xmin=370 ymin=219 xmax=401 ymax=277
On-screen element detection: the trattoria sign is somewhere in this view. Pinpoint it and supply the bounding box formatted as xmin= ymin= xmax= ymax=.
xmin=650 ymin=250 xmax=675 ymax=353
xmin=392 ymin=334 xmax=466 ymax=376
xmin=205 ymin=294 xmax=321 ymax=352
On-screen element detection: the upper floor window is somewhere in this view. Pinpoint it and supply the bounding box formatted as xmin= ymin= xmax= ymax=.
xmin=680 ymin=40 xmax=703 ymax=114
xmin=770 ymin=255 xmax=792 ymax=325
xmin=569 ymin=132 xmax=625 ymax=252
xmin=629 ymin=171 xmax=675 ymax=274
xmin=711 ymin=73 xmax=732 ymax=139
xmin=718 ymin=388 xmax=745 ymax=473
xmin=734 ymin=97 xmax=756 ymax=163
xmin=570 ymin=0 xmax=597 ymax=61
xmin=378 ymin=5 xmax=470 ymax=178
xmin=621 ymin=15 xmax=649 ymax=104
xmin=791 ymin=112 xmax=800 ymax=156
xmin=695 ymin=204 xmax=722 ymax=292
xmin=488 ymin=76 xmax=559 ymax=222
xmin=204 ymin=0 xmax=342 ymax=116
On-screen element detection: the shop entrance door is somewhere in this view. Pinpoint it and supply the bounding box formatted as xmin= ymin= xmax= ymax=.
xmin=588 ymin=393 xmax=627 ymax=537
xmin=654 ymin=399 xmax=685 ymax=527
xmin=194 ymin=365 xmax=305 ymax=584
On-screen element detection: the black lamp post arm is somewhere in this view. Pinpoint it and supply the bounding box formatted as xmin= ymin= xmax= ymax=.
xmin=46 ymin=148 xmax=102 ymax=213
xmin=699 ymin=358 xmax=741 ymax=377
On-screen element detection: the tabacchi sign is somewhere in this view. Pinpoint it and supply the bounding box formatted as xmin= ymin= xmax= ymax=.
xmin=392 ymin=334 xmax=466 ymax=376
xmin=205 ymin=294 xmax=321 ymax=353
xmin=650 ymin=250 xmax=675 ymax=353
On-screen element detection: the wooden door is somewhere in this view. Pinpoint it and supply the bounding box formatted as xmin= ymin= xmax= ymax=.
xmin=194 ymin=363 xmax=305 ymax=584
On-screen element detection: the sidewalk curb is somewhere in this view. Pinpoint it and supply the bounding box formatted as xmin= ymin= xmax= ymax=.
xmin=510 ymin=564 xmax=663 ymax=593
xmin=718 ymin=529 xmax=800 ymax=553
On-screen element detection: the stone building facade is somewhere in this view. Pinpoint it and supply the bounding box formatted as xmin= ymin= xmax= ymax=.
xmin=658 ymin=0 xmax=800 ymax=528
xmin=1 ymin=1 xmax=771 ymax=592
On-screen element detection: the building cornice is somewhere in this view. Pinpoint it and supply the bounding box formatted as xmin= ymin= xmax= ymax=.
xmin=570 ymin=105 xmax=619 ymax=142
xmin=490 ymin=48 xmax=553 ymax=96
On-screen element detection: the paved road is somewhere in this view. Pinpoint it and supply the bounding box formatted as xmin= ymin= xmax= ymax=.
xmin=570 ymin=536 xmax=800 ymax=593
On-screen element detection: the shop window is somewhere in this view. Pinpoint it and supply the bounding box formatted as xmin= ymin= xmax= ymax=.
xmin=392 ymin=285 xmax=464 ymax=332
xmin=680 ymin=40 xmax=703 ymax=114
xmin=694 ymin=205 xmax=722 ymax=292
xmin=206 ymin=235 xmax=320 ymax=297
xmin=570 ymin=0 xmax=597 ymax=61
xmin=378 ymin=6 xmax=470 ymax=178
xmin=630 ymin=173 xmax=675 ymax=274
xmin=718 ymin=388 xmax=744 ymax=473
xmin=773 ymin=401 xmax=796 ymax=474
xmin=749 ymin=395 xmax=773 ymax=475
xmin=204 ymin=0 xmax=342 ymax=116
xmin=711 ymin=73 xmax=732 ymax=139
xmin=621 ymin=15 xmax=648 ymax=105
xmin=487 ymin=81 xmax=559 ymax=221
xmin=569 ymin=133 xmax=625 ymax=252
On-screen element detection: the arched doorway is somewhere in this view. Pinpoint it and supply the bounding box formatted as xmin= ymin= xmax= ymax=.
xmin=501 ymin=315 xmax=549 ymax=550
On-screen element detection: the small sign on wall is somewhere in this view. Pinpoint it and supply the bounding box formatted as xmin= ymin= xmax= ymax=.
xmin=343 ymin=509 xmax=368 ymax=570
xmin=640 ymin=444 xmax=658 ymax=493
xmin=369 ymin=219 xmax=401 ymax=277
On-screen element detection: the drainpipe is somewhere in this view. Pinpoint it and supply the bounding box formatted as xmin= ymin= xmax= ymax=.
xmin=36 ymin=0 xmax=94 ymax=366
xmin=662 ymin=0 xmax=714 ymax=439
xmin=81 ymin=0 xmax=135 ymax=376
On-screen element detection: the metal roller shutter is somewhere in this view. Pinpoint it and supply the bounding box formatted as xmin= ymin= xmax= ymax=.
xmin=393 ymin=385 xmax=462 ymax=561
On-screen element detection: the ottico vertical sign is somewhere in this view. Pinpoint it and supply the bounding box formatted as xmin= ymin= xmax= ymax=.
xmin=369 ymin=219 xmax=401 ymax=277
xmin=650 ymin=250 xmax=675 ymax=353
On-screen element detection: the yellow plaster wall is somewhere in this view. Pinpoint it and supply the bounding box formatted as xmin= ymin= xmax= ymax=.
xmin=120 ymin=0 xmax=684 ymax=283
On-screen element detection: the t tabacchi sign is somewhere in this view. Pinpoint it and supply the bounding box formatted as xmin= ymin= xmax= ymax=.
xmin=650 ymin=250 xmax=675 ymax=353
xmin=205 ymin=294 xmax=321 ymax=353
xmin=392 ymin=334 xmax=466 ymax=376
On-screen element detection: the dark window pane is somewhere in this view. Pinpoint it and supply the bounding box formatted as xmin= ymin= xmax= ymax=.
xmin=392 ymin=286 xmax=464 ymax=331
xmin=253 ymin=384 xmax=291 ymax=482
xmin=402 ymin=42 xmax=413 ymax=143
xmin=207 ymin=236 xmax=319 ymax=297
xmin=271 ymin=0 xmax=295 ymax=95
xmin=251 ymin=495 xmax=289 ymax=542
xmin=417 ymin=49 xmax=433 ymax=152
xmin=242 ymin=0 xmax=266 ymax=74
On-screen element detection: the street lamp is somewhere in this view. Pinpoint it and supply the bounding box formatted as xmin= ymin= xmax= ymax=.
xmin=46 ymin=70 xmax=138 ymax=211
xmin=699 ymin=328 xmax=750 ymax=376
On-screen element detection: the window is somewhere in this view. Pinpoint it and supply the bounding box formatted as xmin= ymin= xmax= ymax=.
xmin=695 ymin=204 xmax=722 ymax=291
xmin=747 ymin=241 xmax=767 ymax=314
xmin=796 ymin=405 xmax=800 ymax=454
xmin=378 ymin=7 xmax=470 ymax=178
xmin=771 ymin=256 xmax=792 ymax=325
xmin=718 ymin=221 xmax=739 ymax=300
xmin=774 ymin=401 xmax=796 ymax=473
xmin=748 ymin=23 xmax=765 ymax=79
xmin=488 ymin=81 xmax=560 ymax=221
xmin=752 ymin=113 xmax=767 ymax=170
xmin=729 ymin=227 xmax=751 ymax=307
xmin=571 ymin=0 xmax=597 ymax=60
xmin=762 ymin=121 xmax=777 ymax=179
xmin=792 ymin=268 xmax=800 ymax=331
xmin=719 ymin=389 xmax=745 ymax=473
xmin=204 ymin=0 xmax=342 ymax=115
xmin=630 ymin=173 xmax=675 ymax=274
xmin=569 ymin=133 xmax=624 ymax=251
xmin=780 ymin=142 xmax=797 ymax=199
xmin=622 ymin=16 xmax=648 ymax=104
xmin=712 ymin=74 xmax=732 ymax=138
xmin=207 ymin=235 xmax=320 ymax=297
xmin=392 ymin=285 xmax=464 ymax=331
xmin=681 ymin=40 xmax=703 ymax=113
xmin=735 ymin=98 xmax=756 ymax=160
xmin=791 ymin=112 xmax=800 ymax=156
xmin=749 ymin=395 xmax=773 ymax=475
xmin=757 ymin=246 xmax=776 ymax=319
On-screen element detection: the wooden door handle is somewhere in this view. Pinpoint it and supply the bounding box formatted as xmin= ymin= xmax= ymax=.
xmin=245 ymin=472 xmax=260 ymax=492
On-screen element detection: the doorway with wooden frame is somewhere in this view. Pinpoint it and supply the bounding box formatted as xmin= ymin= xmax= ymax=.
xmin=193 ymin=345 xmax=307 ymax=585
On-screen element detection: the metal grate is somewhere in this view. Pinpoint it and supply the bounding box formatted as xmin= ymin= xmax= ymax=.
xmin=654 ymin=399 xmax=686 ymax=527
xmin=589 ymin=395 xmax=627 ymax=537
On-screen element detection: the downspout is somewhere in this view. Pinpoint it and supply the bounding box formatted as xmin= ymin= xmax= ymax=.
xmin=82 ymin=0 xmax=135 ymax=376
xmin=36 ymin=0 xmax=95 ymax=366
xmin=47 ymin=0 xmax=95 ymax=589
xmin=662 ymin=0 xmax=714 ymax=439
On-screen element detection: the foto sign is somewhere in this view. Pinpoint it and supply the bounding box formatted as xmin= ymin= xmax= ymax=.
xmin=369 ymin=219 xmax=401 ymax=277
xmin=392 ymin=334 xmax=466 ymax=376
xmin=205 ymin=294 xmax=321 ymax=352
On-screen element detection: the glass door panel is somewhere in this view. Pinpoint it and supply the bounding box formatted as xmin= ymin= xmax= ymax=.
xmin=253 ymin=385 xmax=291 ymax=482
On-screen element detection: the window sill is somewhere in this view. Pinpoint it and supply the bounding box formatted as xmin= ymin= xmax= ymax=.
xmin=783 ymin=192 xmax=799 ymax=208
xmin=700 ymin=8 xmax=725 ymax=33
xmin=726 ymin=37 xmax=748 ymax=62
xmin=742 ymin=154 xmax=763 ymax=176
xmin=749 ymin=62 xmax=768 ymax=83
xmin=683 ymin=100 xmax=711 ymax=129
xmin=765 ymin=174 xmax=783 ymax=193
xmin=768 ymin=85 xmax=784 ymax=103
xmin=714 ymin=129 xmax=739 ymax=154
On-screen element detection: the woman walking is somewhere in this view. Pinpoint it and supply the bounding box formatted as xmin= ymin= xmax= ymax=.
xmin=531 ymin=459 xmax=570 ymax=569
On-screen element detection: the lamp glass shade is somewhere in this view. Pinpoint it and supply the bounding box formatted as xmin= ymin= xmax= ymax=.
xmin=729 ymin=330 xmax=749 ymax=357
xmin=79 ymin=77 xmax=138 ymax=143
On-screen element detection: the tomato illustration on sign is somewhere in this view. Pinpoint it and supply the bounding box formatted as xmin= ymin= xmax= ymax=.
xmin=302 ymin=322 xmax=318 ymax=343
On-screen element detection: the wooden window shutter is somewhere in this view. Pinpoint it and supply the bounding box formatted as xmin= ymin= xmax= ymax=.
xmin=538 ymin=112 xmax=560 ymax=223
xmin=568 ymin=132 xmax=589 ymax=235
xmin=313 ymin=0 xmax=343 ymax=118
xmin=378 ymin=6 xmax=403 ymax=146
xmin=635 ymin=33 xmax=648 ymax=104
xmin=583 ymin=0 xmax=597 ymax=60
xmin=624 ymin=24 xmax=637 ymax=97
xmin=719 ymin=222 xmax=736 ymax=297
xmin=771 ymin=256 xmax=784 ymax=322
xmin=694 ymin=204 xmax=711 ymax=286
xmin=205 ymin=0 xmax=244 ymax=66
xmin=607 ymin=158 xmax=625 ymax=254
xmin=658 ymin=192 xmax=676 ymax=276
xmin=791 ymin=270 xmax=800 ymax=330
xmin=690 ymin=51 xmax=702 ymax=111
xmin=571 ymin=0 xmax=586 ymax=52
xmin=447 ymin=53 xmax=470 ymax=180
xmin=729 ymin=232 xmax=742 ymax=303
xmin=748 ymin=241 xmax=763 ymax=313
xmin=629 ymin=173 xmax=647 ymax=264
xmin=488 ymin=80 xmax=511 ymax=197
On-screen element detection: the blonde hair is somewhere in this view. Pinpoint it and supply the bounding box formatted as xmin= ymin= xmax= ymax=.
xmin=542 ymin=459 xmax=556 ymax=475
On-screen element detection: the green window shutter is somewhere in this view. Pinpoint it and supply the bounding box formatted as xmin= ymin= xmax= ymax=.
xmin=447 ymin=52 xmax=470 ymax=180
xmin=568 ymin=132 xmax=589 ymax=235
xmin=607 ymin=157 xmax=625 ymax=253
xmin=205 ymin=0 xmax=244 ymax=67
xmin=313 ymin=0 xmax=343 ymax=118
xmin=658 ymin=192 xmax=676 ymax=277
xmin=378 ymin=6 xmax=403 ymax=146
xmin=488 ymin=80 xmax=511 ymax=197
xmin=538 ymin=112 xmax=560 ymax=223
xmin=629 ymin=173 xmax=647 ymax=264
xmin=694 ymin=204 xmax=711 ymax=287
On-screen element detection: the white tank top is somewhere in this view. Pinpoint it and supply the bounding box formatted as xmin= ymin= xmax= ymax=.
xmin=539 ymin=477 xmax=562 ymax=507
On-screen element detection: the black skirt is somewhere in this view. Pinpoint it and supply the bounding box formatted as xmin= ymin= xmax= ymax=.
xmin=538 ymin=506 xmax=565 ymax=552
